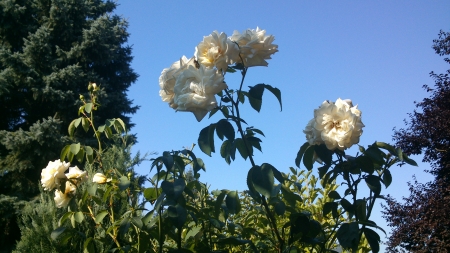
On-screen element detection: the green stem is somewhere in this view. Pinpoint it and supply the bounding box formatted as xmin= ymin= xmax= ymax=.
xmin=226 ymin=69 xmax=285 ymax=253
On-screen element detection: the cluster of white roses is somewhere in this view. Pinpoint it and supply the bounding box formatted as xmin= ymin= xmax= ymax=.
xmin=159 ymin=27 xmax=278 ymax=121
xmin=41 ymin=159 xmax=110 ymax=208
xmin=304 ymin=98 xmax=365 ymax=151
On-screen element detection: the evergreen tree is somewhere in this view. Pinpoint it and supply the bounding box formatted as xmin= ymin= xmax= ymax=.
xmin=0 ymin=0 xmax=139 ymax=250
xmin=383 ymin=30 xmax=450 ymax=252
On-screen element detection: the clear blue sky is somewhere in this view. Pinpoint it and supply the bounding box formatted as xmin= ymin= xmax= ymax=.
xmin=114 ymin=0 xmax=449 ymax=249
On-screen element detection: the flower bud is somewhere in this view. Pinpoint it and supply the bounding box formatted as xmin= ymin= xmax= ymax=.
xmin=79 ymin=94 xmax=85 ymax=100
xmin=92 ymin=173 xmax=110 ymax=184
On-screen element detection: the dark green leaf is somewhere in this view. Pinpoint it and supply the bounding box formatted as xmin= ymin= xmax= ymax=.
xmin=198 ymin=124 xmax=216 ymax=156
xmin=340 ymin=198 xmax=354 ymax=214
xmin=118 ymin=176 xmax=131 ymax=191
xmin=216 ymin=119 xmax=235 ymax=140
xmin=295 ymin=142 xmax=310 ymax=167
xmin=365 ymin=175 xmax=382 ymax=196
xmin=248 ymin=84 xmax=265 ymax=112
xmin=355 ymin=199 xmax=367 ymax=221
xmin=235 ymin=138 xmax=249 ymax=160
xmin=263 ymin=84 xmax=282 ymax=111
xmin=246 ymin=168 xmax=262 ymax=203
xmin=162 ymin=151 xmax=174 ymax=171
xmin=383 ymin=170 xmax=392 ymax=188
xmin=83 ymin=237 xmax=95 ymax=253
xmin=376 ymin=142 xmax=397 ymax=156
xmin=87 ymin=184 xmax=97 ymax=196
xmin=336 ymin=222 xmax=359 ymax=251
xmin=274 ymin=201 xmax=286 ymax=215
xmin=225 ymin=191 xmax=241 ymax=214
xmin=251 ymin=165 xmax=274 ymax=198
xmin=303 ymin=145 xmax=315 ymax=171
xmin=314 ymin=144 xmax=333 ymax=165
xmin=356 ymin=156 xmax=374 ymax=174
xmin=364 ymin=228 xmax=380 ymax=253
xmin=328 ymin=191 xmax=341 ymax=199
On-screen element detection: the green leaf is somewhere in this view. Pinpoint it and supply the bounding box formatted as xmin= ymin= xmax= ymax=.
xmin=131 ymin=217 xmax=143 ymax=229
xmin=235 ymin=138 xmax=249 ymax=160
xmin=365 ymin=175 xmax=382 ymax=196
xmin=355 ymin=199 xmax=367 ymax=221
xmin=264 ymin=163 xmax=284 ymax=184
xmin=60 ymin=145 xmax=71 ymax=162
xmin=74 ymin=211 xmax=84 ymax=223
xmin=87 ymin=184 xmax=97 ymax=196
xmin=216 ymin=119 xmax=235 ymax=140
xmin=220 ymin=140 xmax=232 ymax=164
xmin=376 ymin=142 xmax=397 ymax=156
xmin=81 ymin=118 xmax=90 ymax=132
xmin=83 ymin=237 xmax=95 ymax=253
xmin=383 ymin=170 xmax=392 ymax=188
xmin=198 ymin=124 xmax=216 ymax=156
xmin=247 ymin=84 xmax=265 ymax=112
xmin=303 ymin=145 xmax=315 ymax=171
xmin=51 ymin=226 xmax=66 ymax=241
xmin=365 ymin=143 xmax=385 ymax=164
xmin=403 ymin=153 xmax=418 ymax=166
xmin=95 ymin=210 xmax=108 ymax=224
xmin=336 ymin=222 xmax=359 ymax=251
xmin=340 ymin=198 xmax=354 ymax=215
xmin=364 ymin=228 xmax=380 ymax=253
xmin=356 ymin=156 xmax=374 ymax=174
xmin=118 ymin=176 xmax=131 ymax=191
xmin=246 ymin=169 xmax=262 ymax=203
xmin=274 ymin=201 xmax=286 ymax=215
xmin=115 ymin=118 xmax=126 ymax=132
xmin=328 ymin=191 xmax=341 ymax=199
xmin=173 ymin=178 xmax=186 ymax=200
xmin=215 ymin=190 xmax=227 ymax=219
xmin=251 ymin=165 xmax=274 ymax=198
xmin=162 ymin=151 xmax=174 ymax=171
xmin=97 ymin=125 xmax=105 ymax=133
xmin=295 ymin=142 xmax=310 ymax=167
xmin=76 ymin=147 xmax=85 ymax=163
xmin=323 ymin=202 xmax=338 ymax=217
xmin=68 ymin=120 xmax=76 ymax=137
xmin=74 ymin=117 xmax=82 ymax=128
xmin=84 ymin=103 xmax=93 ymax=113
xmin=104 ymin=126 xmax=113 ymax=138
xmin=225 ymin=191 xmax=241 ymax=214
xmin=263 ymin=84 xmax=282 ymax=111
xmin=144 ymin=188 xmax=160 ymax=202
xmin=70 ymin=143 xmax=81 ymax=155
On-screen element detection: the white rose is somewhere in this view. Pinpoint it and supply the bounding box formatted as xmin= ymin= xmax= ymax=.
xmin=312 ymin=98 xmax=365 ymax=150
xmin=229 ymin=27 xmax=278 ymax=67
xmin=92 ymin=173 xmax=110 ymax=184
xmin=173 ymin=65 xmax=227 ymax=121
xmin=159 ymin=56 xmax=196 ymax=109
xmin=54 ymin=181 xmax=77 ymax=208
xmin=303 ymin=118 xmax=323 ymax=145
xmin=65 ymin=166 xmax=88 ymax=185
xmin=41 ymin=159 xmax=70 ymax=191
xmin=195 ymin=31 xmax=239 ymax=72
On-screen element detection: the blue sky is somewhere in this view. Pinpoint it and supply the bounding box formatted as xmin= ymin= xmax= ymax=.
xmin=114 ymin=0 xmax=449 ymax=248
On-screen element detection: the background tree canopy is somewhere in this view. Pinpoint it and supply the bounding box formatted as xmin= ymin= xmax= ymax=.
xmin=384 ymin=30 xmax=450 ymax=252
xmin=0 ymin=0 xmax=138 ymax=251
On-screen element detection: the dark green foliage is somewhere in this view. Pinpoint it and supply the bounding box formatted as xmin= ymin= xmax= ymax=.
xmin=0 ymin=0 xmax=139 ymax=250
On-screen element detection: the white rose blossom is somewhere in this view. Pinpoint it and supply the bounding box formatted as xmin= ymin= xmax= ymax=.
xmin=307 ymin=98 xmax=364 ymax=151
xmin=92 ymin=173 xmax=110 ymax=184
xmin=173 ymin=64 xmax=227 ymax=122
xmin=195 ymin=30 xmax=239 ymax=72
xmin=41 ymin=159 xmax=70 ymax=191
xmin=229 ymin=27 xmax=278 ymax=67
xmin=65 ymin=166 xmax=88 ymax=185
xmin=54 ymin=181 xmax=77 ymax=208
xmin=159 ymin=56 xmax=196 ymax=108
